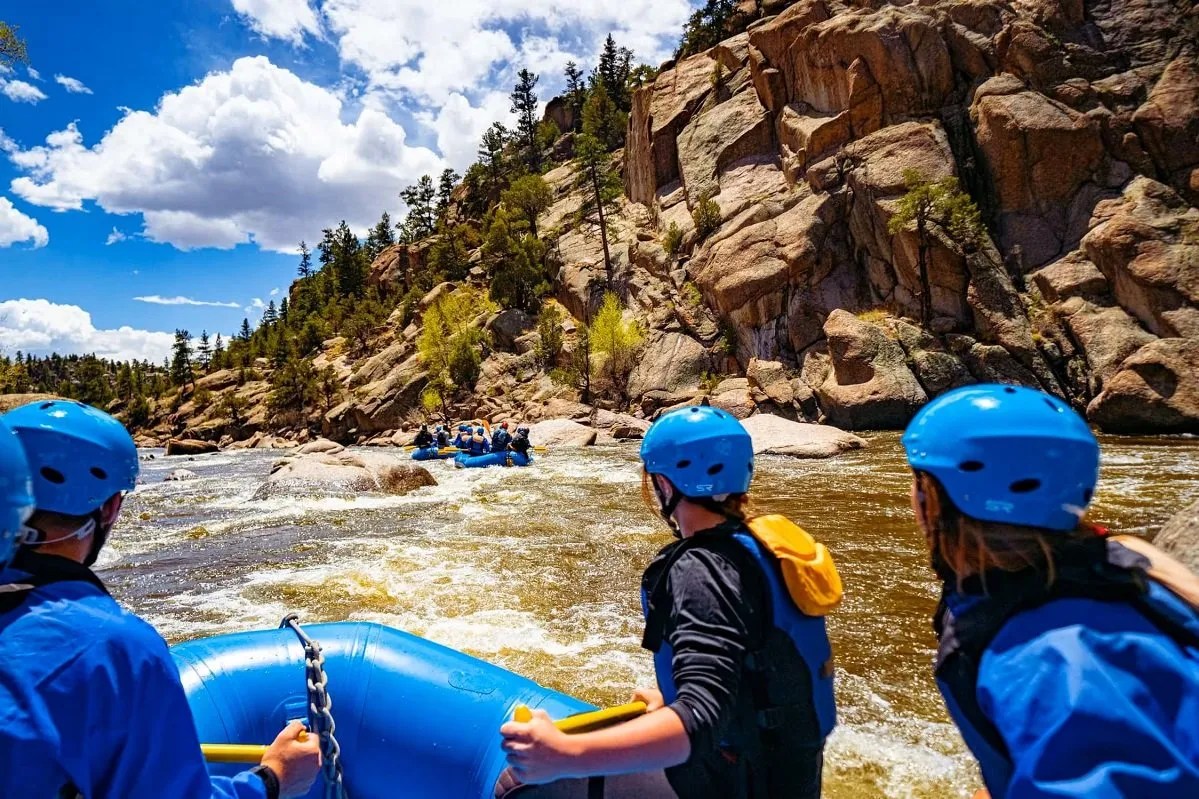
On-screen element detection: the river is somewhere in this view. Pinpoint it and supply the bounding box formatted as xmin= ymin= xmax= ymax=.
xmin=107 ymin=433 xmax=1199 ymax=798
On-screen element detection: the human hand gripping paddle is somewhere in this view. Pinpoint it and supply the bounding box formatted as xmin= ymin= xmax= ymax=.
xmin=500 ymin=702 xmax=648 ymax=784
xmin=201 ymin=722 xmax=322 ymax=798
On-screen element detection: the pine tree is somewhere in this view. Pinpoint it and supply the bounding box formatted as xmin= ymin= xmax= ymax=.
xmin=437 ymin=169 xmax=460 ymax=220
xmin=564 ymin=62 xmax=586 ymax=129
xmin=196 ymin=331 xmax=212 ymax=372
xmin=365 ymin=211 xmax=396 ymax=260
xmin=263 ymin=300 xmax=279 ymax=326
xmin=483 ymin=207 xmax=550 ymax=312
xmin=170 ymin=330 xmax=194 ymax=387
xmin=477 ymin=122 xmax=510 ymax=198
xmin=500 ymin=175 xmax=553 ymax=239
xmin=399 ymin=176 xmax=437 ymax=242
xmin=510 ymin=69 xmax=541 ymax=172
xmin=212 ymin=334 xmax=225 ymax=371
xmin=582 ymin=81 xmax=626 ymax=151
xmin=575 ymin=133 xmax=623 ymax=283
xmin=676 ymin=0 xmax=737 ymax=59
xmin=597 ymin=35 xmax=633 ymax=112
xmin=334 ymin=220 xmax=366 ymax=297
xmin=238 ymin=319 xmax=253 ymax=342
xmin=297 ymin=241 xmax=313 ymax=278
xmin=278 ymin=296 xmax=289 ymax=324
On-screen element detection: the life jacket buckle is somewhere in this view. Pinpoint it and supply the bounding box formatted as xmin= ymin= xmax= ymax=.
xmin=756 ymin=706 xmax=788 ymax=730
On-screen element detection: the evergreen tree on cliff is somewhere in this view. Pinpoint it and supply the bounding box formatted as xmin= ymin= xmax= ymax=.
xmin=0 ymin=21 xmax=27 ymax=66
xmin=475 ymin=122 xmax=510 ymax=200
xmin=297 ymin=241 xmax=313 ymax=278
xmin=575 ymin=132 xmax=623 ymax=284
xmin=365 ymin=211 xmax=395 ymax=259
xmin=170 ymin=330 xmax=194 ymax=388
xmin=400 ymin=176 xmax=437 ymax=243
xmin=676 ymin=0 xmax=737 ymax=58
xmin=582 ymin=82 xmax=626 ymax=151
xmin=195 ymin=331 xmax=212 ymax=373
xmin=511 ymin=69 xmax=541 ymax=172
xmin=437 ymin=169 xmax=460 ymax=220
xmin=564 ymin=62 xmax=586 ymax=130
xmin=597 ymin=35 xmax=634 ymax=112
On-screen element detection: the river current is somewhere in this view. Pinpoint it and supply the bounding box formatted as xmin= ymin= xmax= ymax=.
xmin=109 ymin=434 xmax=1199 ymax=798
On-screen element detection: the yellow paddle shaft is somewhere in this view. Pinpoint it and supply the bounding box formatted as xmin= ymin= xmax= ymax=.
xmin=513 ymin=701 xmax=648 ymax=734
xmin=202 ymin=729 xmax=307 ymax=763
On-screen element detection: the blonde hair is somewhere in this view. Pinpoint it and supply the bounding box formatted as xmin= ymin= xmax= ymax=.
xmin=914 ymin=471 xmax=1102 ymax=591
xmin=640 ymin=469 xmax=755 ymax=524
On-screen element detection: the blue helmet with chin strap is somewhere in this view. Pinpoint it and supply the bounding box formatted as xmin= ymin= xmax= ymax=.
xmin=0 ymin=419 xmax=35 ymax=573
xmin=4 ymin=400 xmax=139 ymax=518
xmin=902 ymin=384 xmax=1099 ymax=532
xmin=640 ymin=406 xmax=754 ymax=498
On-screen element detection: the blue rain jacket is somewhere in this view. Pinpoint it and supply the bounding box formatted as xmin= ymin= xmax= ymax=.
xmin=0 ymin=555 xmax=268 ymax=799
xmin=950 ymin=590 xmax=1199 ymax=798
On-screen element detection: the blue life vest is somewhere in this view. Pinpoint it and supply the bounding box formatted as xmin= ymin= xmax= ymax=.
xmin=935 ymin=537 xmax=1199 ymax=797
xmin=641 ymin=530 xmax=836 ymax=745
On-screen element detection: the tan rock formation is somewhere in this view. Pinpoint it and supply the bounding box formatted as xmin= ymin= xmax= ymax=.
xmin=817 ymin=310 xmax=927 ymax=429
xmin=1088 ymin=338 xmax=1199 ymax=433
xmin=740 ymin=413 xmax=865 ymax=458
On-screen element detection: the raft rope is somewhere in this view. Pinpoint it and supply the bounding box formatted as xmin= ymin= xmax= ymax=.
xmin=281 ymin=614 xmax=349 ymax=799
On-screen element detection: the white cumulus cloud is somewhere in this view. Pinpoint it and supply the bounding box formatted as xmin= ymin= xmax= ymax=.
xmin=105 ymin=227 xmax=128 ymax=245
xmin=231 ymin=0 xmax=322 ymax=45
xmin=54 ymin=74 xmax=93 ymax=94
xmin=26 ymin=67 xmax=41 ymax=81
xmin=1 ymin=79 xmax=48 ymax=104
xmin=5 ymin=56 xmax=442 ymax=252
xmin=0 ymin=299 xmax=174 ymax=362
xmin=133 ymin=295 xmax=242 ymax=308
xmin=0 ymin=197 xmax=48 ymax=248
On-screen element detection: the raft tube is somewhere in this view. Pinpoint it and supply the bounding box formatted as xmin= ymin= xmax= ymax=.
xmin=453 ymin=451 xmax=533 ymax=469
xmin=411 ymin=446 xmax=454 ymax=461
xmin=173 ymin=622 xmax=591 ymax=799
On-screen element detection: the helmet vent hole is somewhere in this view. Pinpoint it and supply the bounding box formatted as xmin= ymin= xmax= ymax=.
xmin=1004 ymin=386 xmax=1017 ymax=394
xmin=90 ymin=467 xmax=108 ymax=480
xmin=38 ymin=401 xmax=55 ymax=410
xmin=959 ymin=460 xmax=985 ymax=472
xmin=747 ymin=462 xmax=754 ymax=474
xmin=1083 ymin=488 xmax=1093 ymax=503
xmin=1010 ymin=479 xmax=1042 ymax=494
xmin=1044 ymin=398 xmax=1063 ymax=412
xmin=676 ymin=459 xmax=692 ymax=469
xmin=707 ymin=463 xmax=724 ymax=476
xmin=40 ymin=467 xmax=66 ymax=485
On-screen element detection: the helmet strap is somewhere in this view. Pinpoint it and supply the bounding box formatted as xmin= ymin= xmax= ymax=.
xmin=83 ymin=511 xmax=110 ymax=568
xmin=651 ymin=478 xmax=683 ymax=538
xmin=19 ymin=515 xmax=98 ymax=550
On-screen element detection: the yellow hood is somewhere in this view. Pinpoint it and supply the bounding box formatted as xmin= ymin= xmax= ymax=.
xmin=746 ymin=514 xmax=843 ymax=616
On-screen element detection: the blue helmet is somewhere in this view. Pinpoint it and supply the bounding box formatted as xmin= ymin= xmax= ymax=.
xmin=0 ymin=420 xmax=35 ymax=572
xmin=640 ymin=406 xmax=754 ymax=497
xmin=458 ymin=424 xmax=469 ymax=432
xmin=5 ymin=400 xmax=139 ymax=517
xmin=903 ymin=384 xmax=1099 ymax=532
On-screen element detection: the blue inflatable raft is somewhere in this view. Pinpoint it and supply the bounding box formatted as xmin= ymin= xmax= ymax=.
xmin=411 ymin=446 xmax=455 ymax=461
xmin=173 ymin=621 xmax=591 ymax=799
xmin=453 ymin=451 xmax=533 ymax=469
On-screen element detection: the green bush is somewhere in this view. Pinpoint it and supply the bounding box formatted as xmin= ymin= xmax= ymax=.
xmin=663 ymin=222 xmax=684 ymax=257
xmin=691 ymin=193 xmax=722 ymax=240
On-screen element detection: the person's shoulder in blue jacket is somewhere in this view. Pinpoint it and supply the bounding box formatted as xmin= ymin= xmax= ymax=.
xmin=979 ymin=594 xmax=1199 ymax=798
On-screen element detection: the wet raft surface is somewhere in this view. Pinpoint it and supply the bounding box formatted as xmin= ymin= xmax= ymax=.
xmin=114 ymin=434 xmax=1199 ymax=798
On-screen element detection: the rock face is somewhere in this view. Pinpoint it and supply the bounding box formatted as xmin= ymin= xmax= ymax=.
xmin=165 ymin=439 xmax=219 ymax=456
xmin=297 ymin=438 xmax=345 ymax=456
xmin=1154 ymin=498 xmax=1199 ymax=575
xmin=627 ymin=332 xmax=710 ymax=406
xmin=527 ymin=419 xmax=597 ymax=449
xmin=253 ymin=452 xmax=436 ymax=500
xmin=1087 ymin=338 xmax=1199 ymax=434
xmin=740 ymin=414 xmax=866 ymax=458
xmin=816 ymin=311 xmax=927 ymax=429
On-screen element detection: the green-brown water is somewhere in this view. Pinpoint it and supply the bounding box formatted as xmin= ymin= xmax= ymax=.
xmin=110 ymin=434 xmax=1199 ymax=797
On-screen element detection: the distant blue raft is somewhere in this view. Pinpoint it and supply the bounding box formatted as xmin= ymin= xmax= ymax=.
xmin=411 ymin=446 xmax=455 ymax=461
xmin=173 ymin=621 xmax=590 ymax=799
xmin=453 ymin=450 xmax=533 ymax=469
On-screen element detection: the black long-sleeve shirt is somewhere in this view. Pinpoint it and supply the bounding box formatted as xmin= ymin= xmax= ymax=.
xmin=641 ymin=527 xmax=824 ymax=799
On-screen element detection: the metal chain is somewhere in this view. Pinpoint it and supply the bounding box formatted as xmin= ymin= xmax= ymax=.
xmin=281 ymin=614 xmax=348 ymax=799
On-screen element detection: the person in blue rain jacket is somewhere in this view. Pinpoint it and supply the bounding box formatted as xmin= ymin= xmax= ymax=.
xmin=0 ymin=400 xmax=321 ymax=799
xmin=903 ymin=384 xmax=1199 ymax=799
xmin=468 ymin=425 xmax=491 ymax=456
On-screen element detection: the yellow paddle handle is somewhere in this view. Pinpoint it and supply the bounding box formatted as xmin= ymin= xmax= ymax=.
xmin=512 ymin=701 xmax=648 ymax=734
xmin=202 ymin=728 xmax=308 ymax=763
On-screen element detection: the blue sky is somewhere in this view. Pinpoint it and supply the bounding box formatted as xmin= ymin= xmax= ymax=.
xmin=0 ymin=0 xmax=697 ymax=362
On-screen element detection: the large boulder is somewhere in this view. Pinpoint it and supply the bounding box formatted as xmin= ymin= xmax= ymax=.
xmin=972 ymin=82 xmax=1107 ymax=267
xmin=740 ymin=413 xmax=866 ymax=458
xmin=165 ymin=439 xmax=219 ymax=456
xmin=527 ymin=419 xmax=597 ymax=448
xmin=816 ymin=310 xmax=927 ymax=429
xmin=1132 ymin=51 xmax=1199 ymax=202
xmin=1088 ymin=338 xmax=1199 ymax=433
xmin=1081 ymin=178 xmax=1199 ymax=340
xmin=297 ymin=438 xmax=345 ymax=456
xmin=1154 ymin=498 xmax=1199 ymax=575
xmin=253 ymin=452 xmax=436 ymax=500
xmin=676 ymin=85 xmax=774 ymax=203
xmin=163 ymin=469 xmax=198 ymax=482
xmin=627 ymin=332 xmax=710 ymax=405
xmin=486 ymin=309 xmax=535 ymax=352
xmin=1056 ymin=298 xmax=1157 ymax=395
